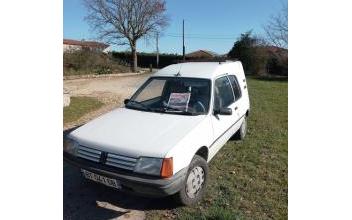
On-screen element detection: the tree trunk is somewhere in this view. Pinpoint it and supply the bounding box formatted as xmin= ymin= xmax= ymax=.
xmin=131 ymin=42 xmax=138 ymax=73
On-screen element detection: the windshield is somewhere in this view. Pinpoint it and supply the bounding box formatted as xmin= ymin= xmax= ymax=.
xmin=126 ymin=77 xmax=211 ymax=115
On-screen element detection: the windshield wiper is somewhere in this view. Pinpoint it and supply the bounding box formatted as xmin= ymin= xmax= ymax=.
xmin=162 ymin=105 xmax=198 ymax=115
xmin=126 ymin=100 xmax=154 ymax=111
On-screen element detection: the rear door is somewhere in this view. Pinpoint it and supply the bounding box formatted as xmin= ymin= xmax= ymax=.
xmin=208 ymin=75 xmax=243 ymax=160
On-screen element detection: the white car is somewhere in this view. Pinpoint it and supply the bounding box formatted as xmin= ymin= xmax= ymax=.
xmin=64 ymin=61 xmax=250 ymax=205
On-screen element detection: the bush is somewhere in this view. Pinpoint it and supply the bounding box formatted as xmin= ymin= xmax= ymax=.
xmin=228 ymin=31 xmax=288 ymax=76
xmin=266 ymin=51 xmax=288 ymax=76
xmin=94 ymin=65 xmax=112 ymax=75
xmin=63 ymin=50 xmax=130 ymax=75
xmin=228 ymin=31 xmax=268 ymax=75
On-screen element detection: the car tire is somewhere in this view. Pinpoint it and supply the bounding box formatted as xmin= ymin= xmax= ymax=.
xmin=234 ymin=116 xmax=247 ymax=140
xmin=176 ymin=155 xmax=208 ymax=206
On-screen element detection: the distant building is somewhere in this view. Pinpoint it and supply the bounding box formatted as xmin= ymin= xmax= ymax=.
xmin=185 ymin=50 xmax=220 ymax=60
xmin=264 ymin=46 xmax=288 ymax=58
xmin=63 ymin=39 xmax=110 ymax=53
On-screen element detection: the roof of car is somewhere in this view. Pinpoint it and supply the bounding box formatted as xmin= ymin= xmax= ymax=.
xmin=153 ymin=61 xmax=243 ymax=79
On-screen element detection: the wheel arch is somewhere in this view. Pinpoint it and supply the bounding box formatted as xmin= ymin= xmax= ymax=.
xmin=195 ymin=146 xmax=209 ymax=162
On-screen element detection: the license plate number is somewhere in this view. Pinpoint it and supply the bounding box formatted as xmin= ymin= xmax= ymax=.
xmin=81 ymin=169 xmax=121 ymax=189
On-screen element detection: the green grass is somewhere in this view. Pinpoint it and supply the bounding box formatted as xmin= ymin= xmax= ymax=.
xmin=147 ymin=77 xmax=288 ymax=220
xmin=63 ymin=96 xmax=104 ymax=124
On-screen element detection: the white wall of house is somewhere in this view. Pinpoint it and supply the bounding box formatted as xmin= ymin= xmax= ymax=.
xmin=63 ymin=44 xmax=82 ymax=52
xmin=103 ymin=46 xmax=112 ymax=53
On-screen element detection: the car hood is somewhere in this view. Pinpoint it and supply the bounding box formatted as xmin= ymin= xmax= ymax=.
xmin=69 ymin=108 xmax=206 ymax=158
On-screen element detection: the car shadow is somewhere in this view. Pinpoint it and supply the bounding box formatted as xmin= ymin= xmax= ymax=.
xmin=63 ymin=128 xmax=181 ymax=220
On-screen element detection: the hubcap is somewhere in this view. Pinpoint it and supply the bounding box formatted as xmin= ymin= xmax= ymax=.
xmin=186 ymin=166 xmax=205 ymax=199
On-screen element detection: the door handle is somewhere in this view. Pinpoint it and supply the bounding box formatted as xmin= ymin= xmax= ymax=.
xmin=234 ymin=106 xmax=238 ymax=111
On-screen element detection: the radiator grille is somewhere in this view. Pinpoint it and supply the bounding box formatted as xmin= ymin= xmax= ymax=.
xmin=106 ymin=153 xmax=138 ymax=171
xmin=77 ymin=145 xmax=101 ymax=162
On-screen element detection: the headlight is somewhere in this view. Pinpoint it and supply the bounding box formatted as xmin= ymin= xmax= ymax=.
xmin=63 ymin=138 xmax=78 ymax=155
xmin=134 ymin=157 xmax=163 ymax=176
xmin=134 ymin=157 xmax=173 ymax=178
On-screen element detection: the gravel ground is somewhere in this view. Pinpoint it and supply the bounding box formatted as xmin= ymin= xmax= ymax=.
xmin=63 ymin=73 xmax=180 ymax=220
xmin=63 ymin=74 xmax=150 ymax=130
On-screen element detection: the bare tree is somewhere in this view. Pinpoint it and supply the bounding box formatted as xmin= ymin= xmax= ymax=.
xmin=264 ymin=3 xmax=288 ymax=48
xmin=84 ymin=0 xmax=168 ymax=72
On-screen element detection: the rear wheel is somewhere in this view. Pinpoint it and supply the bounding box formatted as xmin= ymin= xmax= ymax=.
xmin=234 ymin=116 xmax=247 ymax=140
xmin=176 ymin=155 xmax=208 ymax=206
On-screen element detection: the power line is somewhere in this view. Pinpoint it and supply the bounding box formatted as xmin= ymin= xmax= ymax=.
xmin=167 ymin=32 xmax=238 ymax=37
xmin=164 ymin=33 xmax=236 ymax=40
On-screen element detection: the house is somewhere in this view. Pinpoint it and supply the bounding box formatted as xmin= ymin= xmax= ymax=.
xmin=63 ymin=39 xmax=110 ymax=53
xmin=185 ymin=50 xmax=220 ymax=60
xmin=263 ymin=46 xmax=288 ymax=58
xmin=261 ymin=46 xmax=288 ymax=76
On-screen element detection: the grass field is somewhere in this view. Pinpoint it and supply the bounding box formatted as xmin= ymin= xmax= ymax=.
xmin=63 ymin=96 xmax=104 ymax=124
xmin=147 ymin=77 xmax=288 ymax=219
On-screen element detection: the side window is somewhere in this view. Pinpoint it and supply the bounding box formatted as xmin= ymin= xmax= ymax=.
xmin=214 ymin=76 xmax=235 ymax=110
xmin=228 ymin=75 xmax=242 ymax=101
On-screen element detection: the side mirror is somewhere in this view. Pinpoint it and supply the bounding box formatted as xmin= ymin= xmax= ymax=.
xmin=124 ymin=99 xmax=130 ymax=105
xmin=214 ymin=107 xmax=232 ymax=115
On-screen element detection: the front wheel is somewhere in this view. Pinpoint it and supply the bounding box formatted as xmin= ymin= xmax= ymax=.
xmin=176 ymin=155 xmax=208 ymax=206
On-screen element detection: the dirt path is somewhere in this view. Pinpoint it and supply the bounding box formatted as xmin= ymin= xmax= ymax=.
xmin=63 ymin=74 xmax=150 ymax=130
xmin=64 ymin=74 xmax=150 ymax=100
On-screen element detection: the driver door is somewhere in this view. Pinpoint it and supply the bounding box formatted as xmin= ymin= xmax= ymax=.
xmin=208 ymin=75 xmax=243 ymax=160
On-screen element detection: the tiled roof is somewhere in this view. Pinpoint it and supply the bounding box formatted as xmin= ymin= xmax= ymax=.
xmin=186 ymin=50 xmax=219 ymax=58
xmin=63 ymin=39 xmax=109 ymax=49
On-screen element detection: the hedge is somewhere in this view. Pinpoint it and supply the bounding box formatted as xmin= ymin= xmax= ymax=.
xmin=111 ymin=51 xmax=182 ymax=68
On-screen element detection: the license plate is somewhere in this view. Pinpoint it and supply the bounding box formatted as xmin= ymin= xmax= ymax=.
xmin=81 ymin=169 xmax=121 ymax=189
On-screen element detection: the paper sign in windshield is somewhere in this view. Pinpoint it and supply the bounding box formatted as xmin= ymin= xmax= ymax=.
xmin=167 ymin=93 xmax=191 ymax=111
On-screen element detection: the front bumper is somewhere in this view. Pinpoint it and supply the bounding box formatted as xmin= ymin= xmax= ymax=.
xmin=64 ymin=152 xmax=187 ymax=197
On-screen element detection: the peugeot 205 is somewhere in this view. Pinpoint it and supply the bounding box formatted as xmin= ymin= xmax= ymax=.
xmin=64 ymin=61 xmax=250 ymax=205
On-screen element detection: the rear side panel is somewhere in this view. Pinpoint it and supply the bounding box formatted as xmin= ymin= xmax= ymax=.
xmin=234 ymin=62 xmax=250 ymax=114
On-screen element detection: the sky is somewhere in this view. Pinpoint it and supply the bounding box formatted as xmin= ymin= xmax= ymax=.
xmin=64 ymin=0 xmax=286 ymax=55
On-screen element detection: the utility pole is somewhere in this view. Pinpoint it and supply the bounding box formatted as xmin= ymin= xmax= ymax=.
xmin=182 ymin=19 xmax=185 ymax=61
xmin=156 ymin=32 xmax=159 ymax=68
